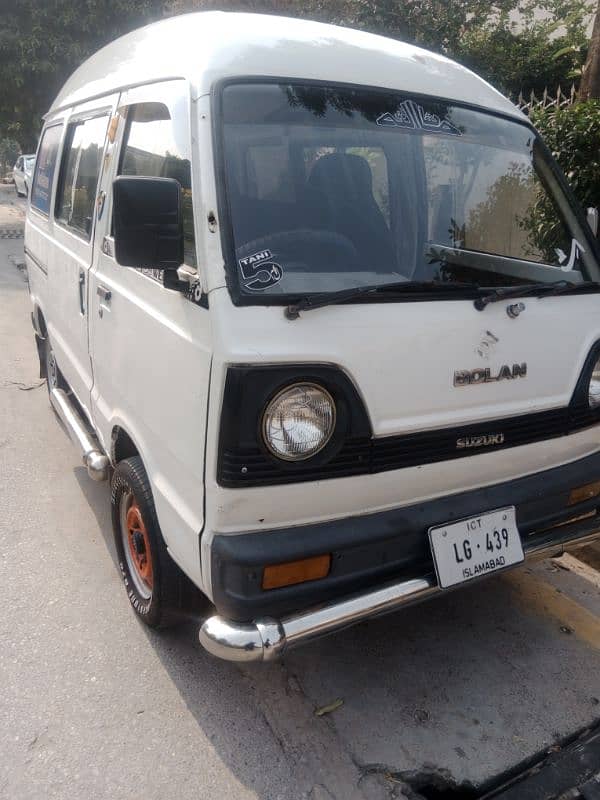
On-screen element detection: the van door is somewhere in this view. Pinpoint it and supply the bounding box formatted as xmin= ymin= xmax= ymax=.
xmin=89 ymin=80 xmax=210 ymax=590
xmin=48 ymin=97 xmax=117 ymax=414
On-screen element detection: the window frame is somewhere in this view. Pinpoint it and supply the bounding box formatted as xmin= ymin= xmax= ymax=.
xmin=30 ymin=121 xmax=64 ymax=219
xmin=53 ymin=108 xmax=111 ymax=242
xmin=212 ymin=76 xmax=600 ymax=307
xmin=115 ymin=94 xmax=198 ymax=270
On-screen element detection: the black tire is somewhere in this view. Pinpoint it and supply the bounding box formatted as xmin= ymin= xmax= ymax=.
xmin=111 ymin=456 xmax=190 ymax=628
xmin=43 ymin=335 xmax=68 ymax=397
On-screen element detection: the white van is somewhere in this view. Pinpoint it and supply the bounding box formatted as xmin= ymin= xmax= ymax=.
xmin=26 ymin=12 xmax=600 ymax=661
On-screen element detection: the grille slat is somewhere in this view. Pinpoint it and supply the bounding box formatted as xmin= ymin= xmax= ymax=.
xmin=219 ymin=407 xmax=600 ymax=487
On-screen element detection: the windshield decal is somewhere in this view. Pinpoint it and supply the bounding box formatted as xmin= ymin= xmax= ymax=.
xmin=376 ymin=100 xmax=461 ymax=135
xmin=239 ymin=250 xmax=283 ymax=290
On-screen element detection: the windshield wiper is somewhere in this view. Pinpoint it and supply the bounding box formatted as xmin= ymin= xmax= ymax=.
xmin=538 ymin=281 xmax=600 ymax=298
xmin=285 ymin=280 xmax=478 ymax=319
xmin=474 ymin=280 xmax=600 ymax=310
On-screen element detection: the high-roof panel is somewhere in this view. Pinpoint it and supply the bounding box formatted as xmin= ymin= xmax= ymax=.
xmin=49 ymin=12 xmax=522 ymax=120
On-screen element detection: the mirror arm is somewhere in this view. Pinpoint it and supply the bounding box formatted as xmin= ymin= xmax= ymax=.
xmin=162 ymin=269 xmax=189 ymax=292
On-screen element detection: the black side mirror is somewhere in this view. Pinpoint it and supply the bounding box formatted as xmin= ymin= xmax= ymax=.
xmin=113 ymin=176 xmax=183 ymax=269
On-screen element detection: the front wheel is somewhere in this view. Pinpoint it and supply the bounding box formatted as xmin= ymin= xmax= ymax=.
xmin=111 ymin=456 xmax=189 ymax=628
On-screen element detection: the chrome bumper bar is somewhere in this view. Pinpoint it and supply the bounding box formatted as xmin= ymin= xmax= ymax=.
xmin=199 ymin=530 xmax=600 ymax=662
xmin=50 ymin=387 xmax=110 ymax=481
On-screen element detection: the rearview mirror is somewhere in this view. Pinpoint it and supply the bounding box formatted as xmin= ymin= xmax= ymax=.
xmin=587 ymin=207 xmax=599 ymax=237
xmin=113 ymin=176 xmax=183 ymax=269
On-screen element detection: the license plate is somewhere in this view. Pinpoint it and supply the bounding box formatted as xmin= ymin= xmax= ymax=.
xmin=428 ymin=506 xmax=523 ymax=589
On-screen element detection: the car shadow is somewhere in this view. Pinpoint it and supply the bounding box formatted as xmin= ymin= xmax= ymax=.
xmin=72 ymin=467 xmax=600 ymax=797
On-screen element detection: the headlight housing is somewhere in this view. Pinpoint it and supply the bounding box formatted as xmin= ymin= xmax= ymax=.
xmin=262 ymin=382 xmax=336 ymax=461
xmin=589 ymin=356 xmax=600 ymax=408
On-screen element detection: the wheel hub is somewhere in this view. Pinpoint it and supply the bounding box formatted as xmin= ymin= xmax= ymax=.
xmin=125 ymin=501 xmax=154 ymax=592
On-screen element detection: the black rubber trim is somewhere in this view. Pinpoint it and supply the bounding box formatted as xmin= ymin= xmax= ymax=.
xmin=217 ymin=364 xmax=372 ymax=483
xmin=219 ymin=351 xmax=600 ymax=487
xmin=24 ymin=246 xmax=48 ymax=275
xmin=210 ymin=448 xmax=600 ymax=621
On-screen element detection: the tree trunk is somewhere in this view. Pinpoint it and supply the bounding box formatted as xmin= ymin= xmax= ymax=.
xmin=581 ymin=0 xmax=600 ymax=100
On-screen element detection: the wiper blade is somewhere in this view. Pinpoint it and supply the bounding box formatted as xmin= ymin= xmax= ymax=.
xmin=285 ymin=280 xmax=478 ymax=319
xmin=538 ymin=280 xmax=600 ymax=298
xmin=474 ymin=280 xmax=579 ymax=310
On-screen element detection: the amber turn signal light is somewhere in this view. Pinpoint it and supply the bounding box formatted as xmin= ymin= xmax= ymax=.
xmin=568 ymin=480 xmax=600 ymax=506
xmin=262 ymin=554 xmax=331 ymax=590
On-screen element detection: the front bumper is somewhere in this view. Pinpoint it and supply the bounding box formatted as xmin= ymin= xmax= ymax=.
xmin=200 ymin=450 xmax=600 ymax=661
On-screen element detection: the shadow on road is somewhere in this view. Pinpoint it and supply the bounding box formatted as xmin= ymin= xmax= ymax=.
xmin=72 ymin=466 xmax=600 ymax=797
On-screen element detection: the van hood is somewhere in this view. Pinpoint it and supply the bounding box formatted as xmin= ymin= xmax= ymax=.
xmin=214 ymin=292 xmax=600 ymax=438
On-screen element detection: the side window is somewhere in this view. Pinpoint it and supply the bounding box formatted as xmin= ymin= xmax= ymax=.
xmin=31 ymin=124 xmax=63 ymax=215
xmin=55 ymin=114 xmax=109 ymax=239
xmin=119 ymin=103 xmax=196 ymax=268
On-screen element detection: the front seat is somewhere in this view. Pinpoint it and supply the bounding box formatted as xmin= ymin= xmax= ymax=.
xmin=307 ymin=152 xmax=395 ymax=271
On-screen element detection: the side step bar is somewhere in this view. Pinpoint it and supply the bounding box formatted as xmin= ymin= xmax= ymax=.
xmin=50 ymin=387 xmax=110 ymax=482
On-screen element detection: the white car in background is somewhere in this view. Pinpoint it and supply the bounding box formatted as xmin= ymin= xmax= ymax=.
xmin=13 ymin=154 xmax=35 ymax=197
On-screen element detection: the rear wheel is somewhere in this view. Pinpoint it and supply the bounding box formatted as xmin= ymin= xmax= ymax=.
xmin=43 ymin=335 xmax=67 ymax=395
xmin=111 ymin=456 xmax=190 ymax=628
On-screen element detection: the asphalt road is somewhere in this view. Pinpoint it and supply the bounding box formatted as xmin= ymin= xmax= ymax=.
xmin=1 ymin=183 xmax=599 ymax=800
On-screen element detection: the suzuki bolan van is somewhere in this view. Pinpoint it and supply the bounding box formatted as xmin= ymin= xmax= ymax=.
xmin=26 ymin=12 xmax=600 ymax=661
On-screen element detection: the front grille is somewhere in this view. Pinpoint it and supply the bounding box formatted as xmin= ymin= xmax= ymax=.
xmin=219 ymin=404 xmax=600 ymax=487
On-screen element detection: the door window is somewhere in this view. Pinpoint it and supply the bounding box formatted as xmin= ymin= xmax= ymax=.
xmin=55 ymin=114 xmax=109 ymax=239
xmin=119 ymin=103 xmax=196 ymax=267
xmin=31 ymin=124 xmax=63 ymax=215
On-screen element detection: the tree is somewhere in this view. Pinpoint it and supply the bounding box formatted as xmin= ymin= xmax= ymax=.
xmin=455 ymin=0 xmax=592 ymax=96
xmin=580 ymin=0 xmax=600 ymax=98
xmin=0 ymin=137 xmax=21 ymax=177
xmin=0 ymin=1 xmax=164 ymax=151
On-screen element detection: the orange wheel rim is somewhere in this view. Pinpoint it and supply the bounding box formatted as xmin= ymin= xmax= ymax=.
xmin=125 ymin=500 xmax=154 ymax=592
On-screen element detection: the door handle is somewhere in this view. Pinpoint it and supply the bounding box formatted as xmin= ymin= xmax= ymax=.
xmin=78 ymin=269 xmax=85 ymax=314
xmin=96 ymin=285 xmax=112 ymax=303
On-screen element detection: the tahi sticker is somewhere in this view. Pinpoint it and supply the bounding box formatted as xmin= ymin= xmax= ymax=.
xmin=239 ymin=249 xmax=283 ymax=290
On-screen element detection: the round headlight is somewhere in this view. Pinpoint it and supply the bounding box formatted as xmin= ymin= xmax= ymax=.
xmin=262 ymin=383 xmax=336 ymax=461
xmin=589 ymin=357 xmax=600 ymax=408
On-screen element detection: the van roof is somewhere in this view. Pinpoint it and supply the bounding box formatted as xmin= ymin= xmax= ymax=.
xmin=49 ymin=11 xmax=523 ymax=121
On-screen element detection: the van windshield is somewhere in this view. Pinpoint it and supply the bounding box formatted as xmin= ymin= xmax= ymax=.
xmin=220 ymin=83 xmax=599 ymax=300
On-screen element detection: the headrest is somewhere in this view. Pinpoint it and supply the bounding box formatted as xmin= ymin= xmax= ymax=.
xmin=308 ymin=153 xmax=373 ymax=196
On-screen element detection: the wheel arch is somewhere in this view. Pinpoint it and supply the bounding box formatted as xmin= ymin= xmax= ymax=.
xmin=111 ymin=425 xmax=142 ymax=465
xmin=32 ymin=305 xmax=47 ymax=339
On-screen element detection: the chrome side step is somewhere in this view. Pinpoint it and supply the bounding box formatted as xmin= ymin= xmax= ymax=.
xmin=50 ymin=387 xmax=110 ymax=481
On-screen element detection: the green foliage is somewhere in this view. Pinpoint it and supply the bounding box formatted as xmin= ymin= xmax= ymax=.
xmin=0 ymin=0 xmax=164 ymax=150
xmin=520 ymin=101 xmax=600 ymax=257
xmin=531 ymin=99 xmax=600 ymax=209
xmin=0 ymin=138 xmax=21 ymax=174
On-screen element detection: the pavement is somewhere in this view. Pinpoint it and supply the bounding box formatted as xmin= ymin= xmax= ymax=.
xmin=1 ymin=182 xmax=599 ymax=800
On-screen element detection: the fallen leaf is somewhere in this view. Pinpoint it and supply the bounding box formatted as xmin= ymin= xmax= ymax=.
xmin=314 ymin=698 xmax=343 ymax=717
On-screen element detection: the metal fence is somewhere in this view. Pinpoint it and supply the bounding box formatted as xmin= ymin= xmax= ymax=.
xmin=512 ymin=84 xmax=578 ymax=112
